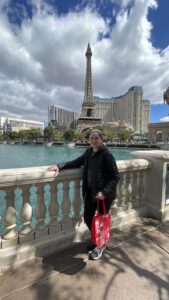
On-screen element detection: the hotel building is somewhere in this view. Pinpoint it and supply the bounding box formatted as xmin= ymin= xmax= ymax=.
xmin=148 ymin=122 xmax=169 ymax=142
xmin=48 ymin=104 xmax=80 ymax=129
xmin=0 ymin=117 xmax=44 ymax=133
xmin=93 ymin=86 xmax=150 ymax=134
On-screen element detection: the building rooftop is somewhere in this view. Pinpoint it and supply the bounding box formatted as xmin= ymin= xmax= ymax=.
xmin=0 ymin=116 xmax=44 ymax=125
xmin=48 ymin=103 xmax=80 ymax=114
xmin=94 ymin=86 xmax=143 ymax=102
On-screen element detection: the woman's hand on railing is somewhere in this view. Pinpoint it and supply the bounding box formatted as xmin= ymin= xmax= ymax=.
xmin=47 ymin=165 xmax=59 ymax=172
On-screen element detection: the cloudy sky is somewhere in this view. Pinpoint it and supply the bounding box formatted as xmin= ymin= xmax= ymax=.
xmin=0 ymin=0 xmax=169 ymax=123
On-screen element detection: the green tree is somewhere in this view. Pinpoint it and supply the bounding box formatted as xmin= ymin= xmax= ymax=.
xmin=63 ymin=129 xmax=77 ymax=141
xmin=104 ymin=131 xmax=115 ymax=141
xmin=118 ymin=130 xmax=131 ymax=142
xmin=8 ymin=131 xmax=19 ymax=141
xmin=2 ymin=132 xmax=10 ymax=141
xmin=44 ymin=126 xmax=55 ymax=141
xmin=75 ymin=131 xmax=85 ymax=142
xmin=53 ymin=130 xmax=63 ymax=141
xmin=82 ymin=128 xmax=92 ymax=140
xmin=28 ymin=129 xmax=42 ymax=141
xmin=17 ymin=130 xmax=29 ymax=141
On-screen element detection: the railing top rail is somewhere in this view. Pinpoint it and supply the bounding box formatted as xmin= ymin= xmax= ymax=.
xmin=132 ymin=150 xmax=169 ymax=161
xmin=117 ymin=159 xmax=151 ymax=172
xmin=0 ymin=159 xmax=150 ymax=187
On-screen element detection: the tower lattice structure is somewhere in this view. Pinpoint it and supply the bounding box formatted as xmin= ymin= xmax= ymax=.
xmin=76 ymin=44 xmax=102 ymax=132
xmin=80 ymin=43 xmax=95 ymax=118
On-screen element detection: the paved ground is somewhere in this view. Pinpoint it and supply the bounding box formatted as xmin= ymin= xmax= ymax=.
xmin=1 ymin=218 xmax=169 ymax=300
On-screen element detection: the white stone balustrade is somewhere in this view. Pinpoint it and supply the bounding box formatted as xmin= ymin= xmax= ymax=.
xmin=0 ymin=159 xmax=150 ymax=249
xmin=5 ymin=153 xmax=169 ymax=271
xmin=132 ymin=150 xmax=169 ymax=220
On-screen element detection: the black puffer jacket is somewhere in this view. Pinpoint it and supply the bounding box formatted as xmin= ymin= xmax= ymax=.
xmin=58 ymin=144 xmax=119 ymax=205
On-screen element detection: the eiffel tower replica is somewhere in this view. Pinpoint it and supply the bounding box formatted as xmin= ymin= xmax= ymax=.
xmin=76 ymin=43 xmax=102 ymax=132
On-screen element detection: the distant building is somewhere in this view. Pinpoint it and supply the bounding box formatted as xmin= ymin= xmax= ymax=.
xmin=142 ymin=100 xmax=150 ymax=134
xmin=0 ymin=117 xmax=44 ymax=133
xmin=48 ymin=104 xmax=80 ymax=129
xmin=148 ymin=122 xmax=169 ymax=142
xmin=0 ymin=117 xmax=6 ymax=134
xmin=93 ymin=86 xmax=150 ymax=134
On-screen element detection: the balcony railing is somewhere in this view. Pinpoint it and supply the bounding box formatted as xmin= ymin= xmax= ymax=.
xmin=0 ymin=159 xmax=150 ymax=251
xmin=1 ymin=150 xmax=169 ymax=271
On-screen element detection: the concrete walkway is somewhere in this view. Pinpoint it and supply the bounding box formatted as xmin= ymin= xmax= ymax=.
xmin=1 ymin=218 xmax=169 ymax=300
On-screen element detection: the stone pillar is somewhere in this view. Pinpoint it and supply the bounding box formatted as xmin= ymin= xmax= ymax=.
xmin=2 ymin=186 xmax=18 ymax=248
xmin=72 ymin=178 xmax=82 ymax=226
xmin=35 ymin=183 xmax=48 ymax=238
xmin=132 ymin=150 xmax=169 ymax=221
xmin=61 ymin=180 xmax=73 ymax=230
xmin=49 ymin=182 xmax=61 ymax=234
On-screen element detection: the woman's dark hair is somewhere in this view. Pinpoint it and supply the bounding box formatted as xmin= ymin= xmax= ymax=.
xmin=89 ymin=129 xmax=103 ymax=140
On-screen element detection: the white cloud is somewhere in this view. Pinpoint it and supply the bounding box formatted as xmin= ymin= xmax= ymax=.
xmin=0 ymin=0 xmax=169 ymax=122
xmin=160 ymin=116 xmax=169 ymax=123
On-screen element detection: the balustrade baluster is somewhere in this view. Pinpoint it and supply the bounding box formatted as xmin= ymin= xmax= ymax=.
xmin=49 ymin=181 xmax=61 ymax=234
xmin=72 ymin=178 xmax=82 ymax=227
xmin=116 ymin=179 xmax=121 ymax=207
xmin=35 ymin=183 xmax=48 ymax=238
xmin=125 ymin=172 xmax=132 ymax=208
xmin=21 ymin=185 xmax=30 ymax=204
xmin=131 ymin=171 xmax=139 ymax=208
xmin=20 ymin=203 xmax=33 ymax=240
xmin=110 ymin=178 xmax=118 ymax=217
xmin=61 ymin=180 xmax=73 ymax=230
xmin=2 ymin=186 xmax=18 ymax=248
xmin=19 ymin=184 xmax=34 ymax=243
xmin=117 ymin=174 xmax=126 ymax=209
xmin=0 ymin=191 xmax=5 ymax=246
xmin=138 ymin=171 xmax=145 ymax=206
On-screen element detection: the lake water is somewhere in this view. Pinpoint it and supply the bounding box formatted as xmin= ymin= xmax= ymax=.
xmin=0 ymin=144 xmax=141 ymax=169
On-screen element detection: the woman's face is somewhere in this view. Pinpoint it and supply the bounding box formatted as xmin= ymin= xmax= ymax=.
xmin=89 ymin=132 xmax=102 ymax=149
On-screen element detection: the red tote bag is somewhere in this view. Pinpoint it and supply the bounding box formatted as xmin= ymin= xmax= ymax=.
xmin=91 ymin=199 xmax=111 ymax=248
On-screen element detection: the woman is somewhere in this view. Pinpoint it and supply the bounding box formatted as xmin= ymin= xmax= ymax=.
xmin=48 ymin=129 xmax=119 ymax=260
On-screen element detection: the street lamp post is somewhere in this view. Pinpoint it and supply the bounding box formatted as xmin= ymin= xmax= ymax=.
xmin=163 ymin=87 xmax=169 ymax=104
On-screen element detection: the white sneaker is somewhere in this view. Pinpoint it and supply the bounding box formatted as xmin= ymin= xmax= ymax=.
xmin=89 ymin=245 xmax=106 ymax=260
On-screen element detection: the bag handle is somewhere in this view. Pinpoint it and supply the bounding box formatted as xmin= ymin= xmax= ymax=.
xmin=97 ymin=198 xmax=107 ymax=215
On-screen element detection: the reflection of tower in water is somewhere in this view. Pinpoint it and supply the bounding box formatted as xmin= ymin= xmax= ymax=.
xmin=77 ymin=44 xmax=102 ymax=132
